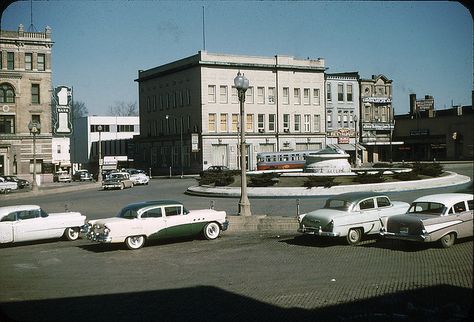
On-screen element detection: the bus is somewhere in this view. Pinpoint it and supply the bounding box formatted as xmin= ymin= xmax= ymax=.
xmin=256 ymin=150 xmax=320 ymax=171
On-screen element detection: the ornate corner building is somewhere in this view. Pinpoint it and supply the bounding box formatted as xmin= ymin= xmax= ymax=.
xmin=0 ymin=24 xmax=53 ymax=178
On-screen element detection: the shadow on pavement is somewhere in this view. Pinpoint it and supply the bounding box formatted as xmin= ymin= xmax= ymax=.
xmin=0 ymin=285 xmax=472 ymax=322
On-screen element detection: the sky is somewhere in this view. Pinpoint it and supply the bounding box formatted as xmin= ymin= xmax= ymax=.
xmin=1 ymin=0 xmax=472 ymax=115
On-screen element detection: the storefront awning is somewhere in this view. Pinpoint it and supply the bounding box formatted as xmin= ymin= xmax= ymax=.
xmin=363 ymin=141 xmax=404 ymax=146
xmin=328 ymin=143 xmax=366 ymax=151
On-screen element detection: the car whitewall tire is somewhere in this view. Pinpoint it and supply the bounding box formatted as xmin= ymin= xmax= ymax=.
xmin=125 ymin=235 xmax=145 ymax=250
xmin=346 ymin=228 xmax=363 ymax=245
xmin=203 ymin=222 xmax=221 ymax=240
xmin=64 ymin=227 xmax=80 ymax=241
xmin=439 ymin=233 xmax=456 ymax=248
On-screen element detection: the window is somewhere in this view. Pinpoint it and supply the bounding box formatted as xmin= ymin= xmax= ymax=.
xmin=142 ymin=207 xmax=162 ymax=218
xmin=153 ymin=95 xmax=157 ymax=111
xmin=343 ymin=112 xmax=349 ymax=128
xmin=257 ymin=87 xmax=265 ymax=104
xmin=282 ymin=87 xmax=289 ymax=104
xmin=313 ymin=114 xmax=321 ymax=132
xmin=294 ymin=114 xmax=301 ymax=132
xmin=208 ymin=113 xmax=216 ymax=132
xmin=178 ymin=91 xmax=183 ymax=107
xmin=186 ymin=89 xmax=191 ymax=105
xmin=283 ymin=114 xmax=290 ymax=130
xmin=304 ymin=114 xmax=311 ymax=132
xmin=257 ymin=114 xmax=265 ymax=131
xmin=303 ymin=88 xmax=310 ymax=105
xmin=220 ymin=85 xmax=228 ymax=103
xmin=146 ymin=97 xmax=151 ymax=112
xmin=208 ymin=85 xmax=216 ymax=103
xmin=220 ymin=114 xmax=227 ymax=132
xmin=37 ymin=54 xmax=45 ymax=71
xmin=170 ymin=92 xmax=176 ymax=108
xmin=0 ymin=115 xmax=15 ymax=134
xmin=453 ymin=201 xmax=467 ymax=213
xmin=232 ymin=114 xmax=239 ymax=132
xmin=359 ymin=199 xmax=375 ymax=210
xmin=7 ymin=52 xmax=14 ymax=70
xmin=245 ymin=87 xmax=254 ymax=103
xmin=31 ymin=84 xmax=40 ymax=104
xmin=338 ymin=84 xmax=344 ymax=102
xmin=347 ymin=84 xmax=353 ymax=102
xmin=231 ymin=86 xmax=238 ymax=103
xmin=25 ymin=53 xmax=32 ymax=70
xmin=294 ymin=88 xmax=301 ymax=104
xmin=313 ymin=89 xmax=320 ymax=105
xmin=159 ymin=94 xmax=164 ymax=110
xmin=164 ymin=206 xmax=181 ymax=217
xmin=337 ymin=111 xmax=342 ymax=127
xmin=327 ymin=111 xmax=332 ymax=128
xmin=326 ymin=83 xmax=332 ymax=101
xmin=0 ymin=83 xmax=15 ymax=103
xmin=0 ymin=52 xmax=2 ymax=69
xmin=268 ymin=87 xmax=275 ymax=104
xmin=377 ymin=197 xmax=391 ymax=208
xmin=269 ymin=114 xmax=275 ymax=131
xmin=246 ymin=114 xmax=254 ymax=132
xmin=90 ymin=124 xmax=110 ymax=132
xmin=57 ymin=145 xmax=61 ymax=154
xmin=117 ymin=125 xmax=135 ymax=132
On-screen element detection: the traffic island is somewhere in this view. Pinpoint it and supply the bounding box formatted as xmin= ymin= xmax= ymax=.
xmin=226 ymin=215 xmax=299 ymax=233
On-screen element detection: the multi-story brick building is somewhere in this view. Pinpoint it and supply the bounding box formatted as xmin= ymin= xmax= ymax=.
xmin=359 ymin=74 xmax=397 ymax=163
xmin=134 ymin=51 xmax=326 ymax=174
xmin=0 ymin=24 xmax=53 ymax=180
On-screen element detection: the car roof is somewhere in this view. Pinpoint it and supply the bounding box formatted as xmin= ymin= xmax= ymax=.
xmin=413 ymin=193 xmax=473 ymax=206
xmin=123 ymin=200 xmax=183 ymax=211
xmin=0 ymin=205 xmax=40 ymax=216
xmin=328 ymin=191 xmax=388 ymax=202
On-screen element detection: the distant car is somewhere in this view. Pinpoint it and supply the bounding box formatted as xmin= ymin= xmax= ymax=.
xmin=381 ymin=193 xmax=473 ymax=248
xmin=53 ymin=170 xmax=71 ymax=183
xmin=102 ymin=172 xmax=134 ymax=190
xmin=200 ymin=166 xmax=230 ymax=177
xmin=1 ymin=175 xmax=30 ymax=189
xmin=72 ymin=169 xmax=94 ymax=182
xmin=82 ymin=200 xmax=228 ymax=250
xmin=0 ymin=205 xmax=86 ymax=244
xmin=129 ymin=172 xmax=150 ymax=185
xmin=0 ymin=177 xmax=18 ymax=193
xmin=297 ymin=192 xmax=410 ymax=245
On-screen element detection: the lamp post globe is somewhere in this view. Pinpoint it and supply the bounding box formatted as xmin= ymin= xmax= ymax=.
xmin=234 ymin=71 xmax=251 ymax=216
xmin=28 ymin=121 xmax=41 ymax=192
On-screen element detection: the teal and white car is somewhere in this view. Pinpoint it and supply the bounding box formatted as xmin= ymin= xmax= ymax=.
xmin=82 ymin=200 xmax=228 ymax=250
xmin=298 ymin=192 xmax=410 ymax=245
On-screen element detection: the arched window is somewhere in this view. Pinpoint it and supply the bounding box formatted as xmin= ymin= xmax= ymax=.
xmin=0 ymin=83 xmax=15 ymax=103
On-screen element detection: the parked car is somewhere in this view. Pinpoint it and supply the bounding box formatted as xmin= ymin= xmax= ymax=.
xmin=53 ymin=170 xmax=71 ymax=183
xmin=297 ymin=192 xmax=410 ymax=245
xmin=82 ymin=200 xmax=228 ymax=250
xmin=380 ymin=193 xmax=473 ymax=248
xmin=201 ymin=166 xmax=230 ymax=174
xmin=0 ymin=177 xmax=18 ymax=193
xmin=0 ymin=205 xmax=86 ymax=244
xmin=1 ymin=175 xmax=30 ymax=189
xmin=72 ymin=169 xmax=94 ymax=182
xmin=129 ymin=172 xmax=150 ymax=185
xmin=102 ymin=172 xmax=134 ymax=190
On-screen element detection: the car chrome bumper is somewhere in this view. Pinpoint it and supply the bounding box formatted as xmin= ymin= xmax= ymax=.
xmin=81 ymin=224 xmax=112 ymax=243
xmin=298 ymin=226 xmax=339 ymax=237
xmin=380 ymin=230 xmax=428 ymax=242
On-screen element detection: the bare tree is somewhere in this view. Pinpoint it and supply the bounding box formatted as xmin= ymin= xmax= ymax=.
xmin=72 ymin=100 xmax=88 ymax=119
xmin=107 ymin=101 xmax=138 ymax=116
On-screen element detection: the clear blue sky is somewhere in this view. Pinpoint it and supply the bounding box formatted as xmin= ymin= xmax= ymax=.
xmin=2 ymin=0 xmax=472 ymax=115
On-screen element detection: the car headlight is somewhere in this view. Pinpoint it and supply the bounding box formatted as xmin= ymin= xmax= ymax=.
xmin=323 ymin=220 xmax=334 ymax=232
xmin=103 ymin=226 xmax=110 ymax=236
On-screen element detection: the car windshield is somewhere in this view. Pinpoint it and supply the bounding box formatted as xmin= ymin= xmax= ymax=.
xmin=117 ymin=208 xmax=138 ymax=219
xmin=324 ymin=198 xmax=351 ymax=211
xmin=408 ymin=202 xmax=446 ymax=215
xmin=110 ymin=174 xmax=125 ymax=180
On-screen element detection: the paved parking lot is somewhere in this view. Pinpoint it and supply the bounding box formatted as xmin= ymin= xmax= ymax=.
xmin=0 ymin=232 xmax=472 ymax=322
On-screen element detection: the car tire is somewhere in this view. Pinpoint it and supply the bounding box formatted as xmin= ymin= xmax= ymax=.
xmin=439 ymin=233 xmax=456 ymax=248
xmin=120 ymin=183 xmax=124 ymax=190
xmin=125 ymin=235 xmax=145 ymax=250
xmin=203 ymin=222 xmax=221 ymax=240
xmin=346 ymin=228 xmax=363 ymax=245
xmin=64 ymin=227 xmax=80 ymax=241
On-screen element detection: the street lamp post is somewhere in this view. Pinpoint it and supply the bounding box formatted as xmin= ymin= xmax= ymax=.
xmin=28 ymin=121 xmax=41 ymax=192
xmin=234 ymin=71 xmax=251 ymax=216
xmin=390 ymin=119 xmax=395 ymax=164
xmin=353 ymin=115 xmax=358 ymax=168
xmin=97 ymin=125 xmax=103 ymax=183
xmin=166 ymin=115 xmax=184 ymax=178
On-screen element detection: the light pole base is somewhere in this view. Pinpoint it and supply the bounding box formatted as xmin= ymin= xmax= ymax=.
xmin=238 ymin=198 xmax=252 ymax=216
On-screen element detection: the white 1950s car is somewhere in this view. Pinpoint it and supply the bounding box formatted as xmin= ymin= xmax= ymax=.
xmin=298 ymin=192 xmax=410 ymax=245
xmin=0 ymin=205 xmax=86 ymax=244
xmin=381 ymin=193 xmax=473 ymax=248
xmin=82 ymin=200 xmax=229 ymax=250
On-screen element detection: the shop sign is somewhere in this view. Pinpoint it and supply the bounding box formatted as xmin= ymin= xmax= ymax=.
xmin=362 ymin=97 xmax=392 ymax=103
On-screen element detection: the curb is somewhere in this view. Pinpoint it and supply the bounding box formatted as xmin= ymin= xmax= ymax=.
xmin=186 ymin=172 xmax=472 ymax=198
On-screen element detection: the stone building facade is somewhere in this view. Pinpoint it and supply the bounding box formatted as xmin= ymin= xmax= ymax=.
xmin=134 ymin=51 xmax=326 ymax=174
xmin=0 ymin=25 xmax=53 ymax=180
